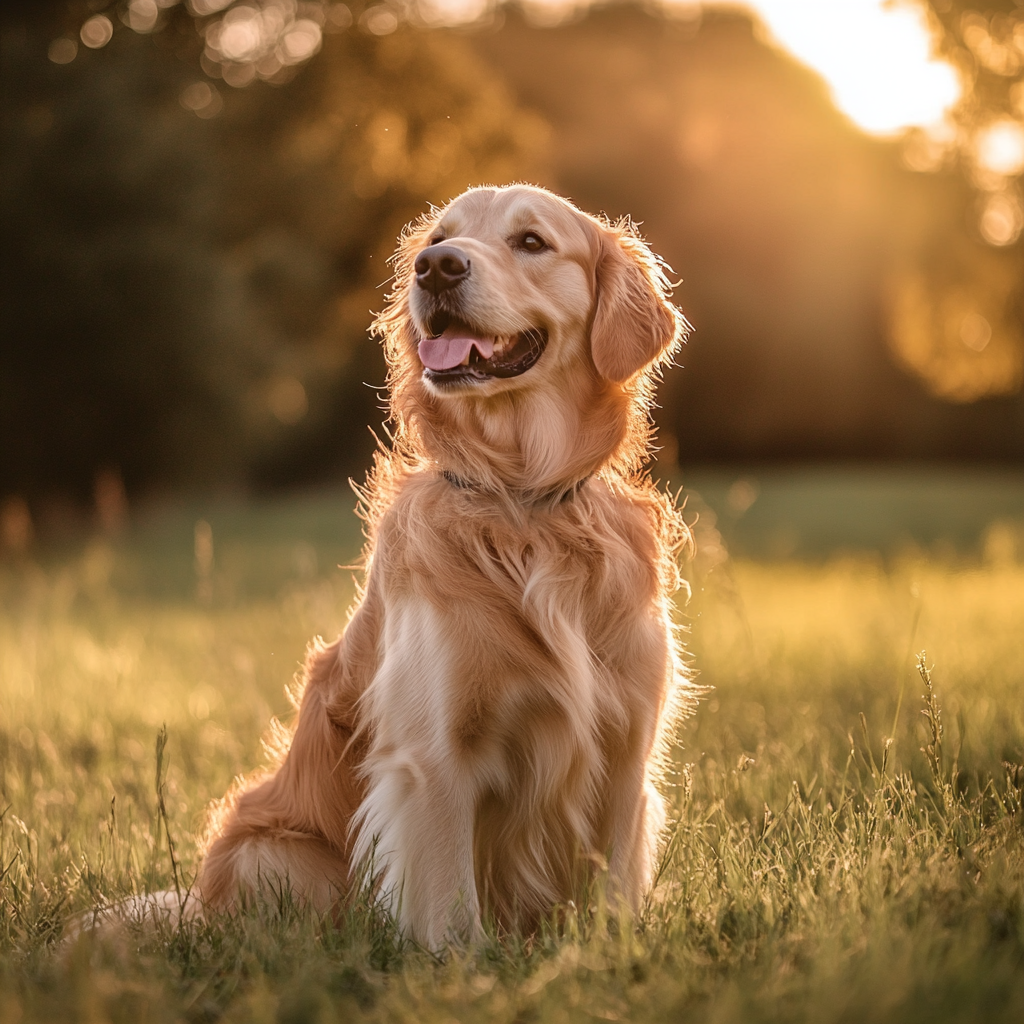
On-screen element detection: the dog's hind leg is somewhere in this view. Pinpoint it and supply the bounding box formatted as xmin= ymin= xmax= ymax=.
xmin=198 ymin=584 xmax=382 ymax=912
xmin=200 ymin=824 xmax=350 ymax=913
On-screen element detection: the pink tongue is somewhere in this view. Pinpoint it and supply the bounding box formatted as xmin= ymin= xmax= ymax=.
xmin=418 ymin=331 xmax=495 ymax=371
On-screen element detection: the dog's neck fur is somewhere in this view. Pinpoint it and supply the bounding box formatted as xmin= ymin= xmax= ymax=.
xmin=398 ymin=356 xmax=651 ymax=499
xmin=441 ymin=467 xmax=592 ymax=507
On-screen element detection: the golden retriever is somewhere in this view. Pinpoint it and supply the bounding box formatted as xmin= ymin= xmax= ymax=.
xmin=196 ymin=184 xmax=695 ymax=949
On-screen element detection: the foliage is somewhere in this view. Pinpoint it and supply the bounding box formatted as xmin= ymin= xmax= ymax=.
xmin=925 ymin=0 xmax=1024 ymax=124
xmin=1 ymin=476 xmax=1022 ymax=1021
xmin=0 ymin=6 xmax=547 ymax=501
xmin=887 ymin=2 xmax=1024 ymax=404
xmin=2 ymin=1 xmax=1023 ymax=515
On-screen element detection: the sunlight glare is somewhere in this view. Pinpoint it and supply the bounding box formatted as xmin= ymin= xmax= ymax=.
xmin=710 ymin=0 xmax=962 ymax=136
xmin=975 ymin=119 xmax=1024 ymax=178
xmin=417 ymin=0 xmax=490 ymax=27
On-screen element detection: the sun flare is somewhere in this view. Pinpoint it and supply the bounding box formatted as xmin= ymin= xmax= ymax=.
xmin=691 ymin=0 xmax=963 ymax=136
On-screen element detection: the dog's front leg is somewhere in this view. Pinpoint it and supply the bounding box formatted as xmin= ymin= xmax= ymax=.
xmin=604 ymin=616 xmax=673 ymax=912
xmin=352 ymin=597 xmax=485 ymax=950
xmin=355 ymin=751 xmax=483 ymax=950
xmin=606 ymin=762 xmax=665 ymax=912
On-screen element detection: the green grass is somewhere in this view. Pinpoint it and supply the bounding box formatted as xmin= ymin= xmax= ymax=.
xmin=1 ymin=469 xmax=1023 ymax=1022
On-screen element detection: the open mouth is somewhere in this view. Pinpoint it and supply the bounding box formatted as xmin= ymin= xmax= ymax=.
xmin=418 ymin=312 xmax=547 ymax=385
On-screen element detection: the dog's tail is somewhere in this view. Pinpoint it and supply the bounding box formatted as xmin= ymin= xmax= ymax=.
xmin=61 ymin=889 xmax=204 ymax=947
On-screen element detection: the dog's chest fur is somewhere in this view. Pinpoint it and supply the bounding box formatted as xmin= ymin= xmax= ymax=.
xmin=353 ymin=473 xmax=671 ymax=924
xmin=193 ymin=186 xmax=691 ymax=947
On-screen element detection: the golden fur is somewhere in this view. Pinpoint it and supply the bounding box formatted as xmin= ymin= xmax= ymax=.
xmin=197 ymin=184 xmax=697 ymax=949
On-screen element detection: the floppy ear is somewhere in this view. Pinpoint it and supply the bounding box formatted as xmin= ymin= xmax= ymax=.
xmin=590 ymin=230 xmax=679 ymax=383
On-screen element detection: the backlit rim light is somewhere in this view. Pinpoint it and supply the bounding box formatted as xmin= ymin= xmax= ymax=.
xmin=675 ymin=0 xmax=963 ymax=137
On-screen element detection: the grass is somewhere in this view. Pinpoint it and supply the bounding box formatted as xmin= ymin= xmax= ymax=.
xmin=1 ymin=468 xmax=1022 ymax=1023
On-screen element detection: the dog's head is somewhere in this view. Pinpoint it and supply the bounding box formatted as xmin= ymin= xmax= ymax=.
xmin=375 ymin=185 xmax=686 ymax=491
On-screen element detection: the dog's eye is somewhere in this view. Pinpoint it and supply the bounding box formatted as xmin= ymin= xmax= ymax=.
xmin=429 ymin=234 xmax=445 ymax=246
xmin=520 ymin=232 xmax=546 ymax=253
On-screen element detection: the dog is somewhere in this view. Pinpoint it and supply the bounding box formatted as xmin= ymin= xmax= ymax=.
xmin=196 ymin=184 xmax=696 ymax=949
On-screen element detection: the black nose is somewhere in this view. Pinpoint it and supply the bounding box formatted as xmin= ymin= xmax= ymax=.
xmin=414 ymin=244 xmax=470 ymax=295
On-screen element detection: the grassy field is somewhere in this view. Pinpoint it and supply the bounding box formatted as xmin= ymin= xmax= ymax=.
xmin=1 ymin=468 xmax=1022 ymax=1023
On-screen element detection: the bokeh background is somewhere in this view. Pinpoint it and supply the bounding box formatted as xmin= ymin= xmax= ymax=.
xmin=1 ymin=0 xmax=1022 ymax=551
xmin=2 ymin=12 xmax=1024 ymax=1018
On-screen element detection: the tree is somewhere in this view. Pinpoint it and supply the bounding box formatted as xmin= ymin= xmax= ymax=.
xmin=882 ymin=2 xmax=1024 ymax=406
xmin=0 ymin=1 xmax=548 ymax=505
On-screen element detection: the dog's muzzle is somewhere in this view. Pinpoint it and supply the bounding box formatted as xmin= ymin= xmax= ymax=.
xmin=412 ymin=244 xmax=548 ymax=387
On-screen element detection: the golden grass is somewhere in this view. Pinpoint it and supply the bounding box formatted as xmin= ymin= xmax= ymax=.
xmin=1 ymin=493 xmax=1022 ymax=1023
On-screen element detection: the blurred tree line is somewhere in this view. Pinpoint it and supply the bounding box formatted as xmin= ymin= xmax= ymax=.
xmin=1 ymin=1 xmax=1022 ymax=532
xmin=1 ymin=0 xmax=546 ymax=520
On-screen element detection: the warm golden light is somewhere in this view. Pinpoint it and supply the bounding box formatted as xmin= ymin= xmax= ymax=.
xmin=47 ymin=37 xmax=78 ymax=64
xmin=730 ymin=0 xmax=962 ymax=136
xmin=979 ymin=192 xmax=1024 ymax=247
xmin=267 ymin=375 xmax=309 ymax=425
xmin=975 ymin=119 xmax=1024 ymax=178
xmin=887 ymin=266 xmax=1024 ymax=402
xmin=417 ymin=0 xmax=490 ymax=26
xmin=127 ymin=0 xmax=159 ymax=34
xmin=80 ymin=15 xmax=113 ymax=50
xmin=200 ymin=0 xmax=324 ymax=84
xmin=179 ymin=81 xmax=223 ymax=118
xmin=521 ymin=1 xmax=963 ymax=137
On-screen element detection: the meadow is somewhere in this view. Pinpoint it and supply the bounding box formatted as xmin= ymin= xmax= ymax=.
xmin=1 ymin=468 xmax=1022 ymax=1023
